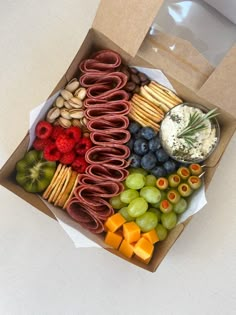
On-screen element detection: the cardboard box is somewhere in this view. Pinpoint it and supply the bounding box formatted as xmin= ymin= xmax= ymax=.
xmin=0 ymin=0 xmax=236 ymax=272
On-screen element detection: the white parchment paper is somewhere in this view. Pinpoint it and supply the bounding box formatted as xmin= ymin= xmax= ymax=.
xmin=29 ymin=68 xmax=207 ymax=248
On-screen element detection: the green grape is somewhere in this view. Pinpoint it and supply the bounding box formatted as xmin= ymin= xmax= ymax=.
xmin=161 ymin=211 xmax=177 ymax=230
xmin=156 ymin=224 xmax=168 ymax=241
xmin=125 ymin=173 xmax=145 ymax=190
xmin=121 ymin=181 xmax=128 ymax=190
xmin=140 ymin=186 xmax=161 ymax=204
xmin=128 ymin=167 xmax=148 ymax=176
xmin=118 ymin=207 xmax=134 ymax=222
xmin=136 ymin=211 xmax=158 ymax=232
xmin=173 ymin=198 xmax=188 ymax=214
xmin=120 ymin=189 xmax=139 ymax=204
xmin=109 ymin=195 xmax=127 ymax=210
xmin=149 ymin=208 xmax=161 ymax=222
xmin=145 ymin=175 xmax=156 ymax=187
xmin=150 ymin=191 xmax=167 ymax=208
xmin=127 ymin=197 xmax=148 ymax=217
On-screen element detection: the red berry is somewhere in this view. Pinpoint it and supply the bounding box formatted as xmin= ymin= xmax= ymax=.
xmin=33 ymin=138 xmax=52 ymax=151
xmin=72 ymin=157 xmax=88 ymax=173
xmin=35 ymin=121 xmax=53 ymax=139
xmin=56 ymin=134 xmax=75 ymax=153
xmin=51 ymin=125 xmax=64 ymax=141
xmin=60 ymin=151 xmax=76 ymax=165
xmin=65 ymin=126 xmax=82 ymax=143
xmin=75 ymin=137 xmax=92 ymax=156
xmin=44 ymin=143 xmax=61 ymax=161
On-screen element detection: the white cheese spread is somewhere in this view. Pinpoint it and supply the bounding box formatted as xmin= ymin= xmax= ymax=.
xmin=160 ymin=105 xmax=218 ymax=162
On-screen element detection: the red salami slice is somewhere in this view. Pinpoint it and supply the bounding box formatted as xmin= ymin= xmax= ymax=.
xmin=66 ymin=198 xmax=105 ymax=234
xmin=87 ymin=115 xmax=129 ymax=132
xmin=86 ymin=165 xmax=129 ymax=182
xmin=85 ymin=101 xmax=130 ymax=118
xmin=90 ymin=130 xmax=130 ymax=145
xmin=79 ymin=50 xmax=121 ymax=73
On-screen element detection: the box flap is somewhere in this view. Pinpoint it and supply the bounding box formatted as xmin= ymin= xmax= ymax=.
xmin=198 ymin=45 xmax=236 ymax=118
xmin=93 ymin=0 xmax=164 ymax=57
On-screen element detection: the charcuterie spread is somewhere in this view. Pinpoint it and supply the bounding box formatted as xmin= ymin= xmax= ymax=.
xmin=15 ymin=49 xmax=220 ymax=264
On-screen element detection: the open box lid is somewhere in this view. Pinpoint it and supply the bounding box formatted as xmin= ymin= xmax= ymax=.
xmin=93 ymin=0 xmax=164 ymax=57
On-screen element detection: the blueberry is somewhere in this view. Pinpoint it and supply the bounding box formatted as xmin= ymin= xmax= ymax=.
xmin=141 ymin=152 xmax=157 ymax=170
xmin=148 ymin=136 xmax=161 ymax=152
xmin=140 ymin=127 xmax=156 ymax=140
xmin=128 ymin=121 xmax=141 ymax=134
xmin=129 ymin=153 xmax=141 ymax=168
xmin=151 ymin=166 xmax=167 ymax=177
xmin=126 ymin=138 xmax=134 ymax=151
xmin=134 ymin=138 xmax=149 ymax=156
xmin=156 ymin=148 xmax=169 ymax=163
xmin=163 ymin=159 xmax=177 ymax=174
xmin=133 ymin=129 xmax=143 ymax=139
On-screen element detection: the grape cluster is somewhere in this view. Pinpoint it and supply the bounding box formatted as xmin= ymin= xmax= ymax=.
xmin=127 ymin=122 xmax=178 ymax=177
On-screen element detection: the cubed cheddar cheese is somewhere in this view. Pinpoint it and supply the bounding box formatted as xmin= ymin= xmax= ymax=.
xmin=142 ymin=229 xmax=159 ymax=244
xmin=123 ymin=222 xmax=140 ymax=243
xmin=134 ymin=237 xmax=154 ymax=261
xmin=105 ymin=213 xmax=126 ymax=232
xmin=105 ymin=231 xmax=123 ymax=249
xmin=119 ymin=239 xmax=134 ymax=258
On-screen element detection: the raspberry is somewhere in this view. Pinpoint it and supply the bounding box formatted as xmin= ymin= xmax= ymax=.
xmin=65 ymin=126 xmax=82 ymax=143
xmin=35 ymin=121 xmax=53 ymax=139
xmin=75 ymin=137 xmax=92 ymax=156
xmin=32 ymin=138 xmax=52 ymax=151
xmin=44 ymin=143 xmax=61 ymax=161
xmin=72 ymin=157 xmax=88 ymax=173
xmin=51 ymin=125 xmax=64 ymax=141
xmin=56 ymin=134 xmax=75 ymax=153
xmin=60 ymin=151 xmax=76 ymax=165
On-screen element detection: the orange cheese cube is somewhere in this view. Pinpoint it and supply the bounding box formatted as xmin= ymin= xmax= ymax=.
xmin=104 ymin=231 xmax=123 ymax=249
xmin=119 ymin=239 xmax=134 ymax=258
xmin=123 ymin=222 xmax=140 ymax=243
xmin=105 ymin=213 xmax=126 ymax=232
xmin=142 ymin=229 xmax=159 ymax=244
xmin=134 ymin=237 xmax=154 ymax=261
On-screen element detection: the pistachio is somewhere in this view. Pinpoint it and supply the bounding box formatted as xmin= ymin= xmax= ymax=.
xmin=55 ymin=96 xmax=64 ymax=108
xmin=68 ymin=97 xmax=83 ymax=109
xmin=60 ymin=108 xmax=72 ymax=120
xmin=69 ymin=109 xmax=84 ymax=119
xmin=46 ymin=107 xmax=60 ymax=123
xmin=53 ymin=119 xmax=60 ymax=126
xmin=71 ymin=119 xmax=82 ymax=128
xmin=64 ymin=101 xmax=73 ymax=109
xmin=82 ymin=117 xmax=88 ymax=126
xmin=74 ymin=87 xmax=87 ymax=100
xmin=60 ymin=89 xmax=73 ymax=100
xmin=58 ymin=117 xmax=71 ymax=128
xmin=65 ymin=79 xmax=80 ymax=93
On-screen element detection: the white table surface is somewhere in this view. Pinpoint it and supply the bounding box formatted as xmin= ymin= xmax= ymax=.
xmin=0 ymin=1 xmax=236 ymax=314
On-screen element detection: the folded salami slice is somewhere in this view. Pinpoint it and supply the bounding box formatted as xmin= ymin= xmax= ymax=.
xmin=90 ymin=129 xmax=130 ymax=145
xmin=85 ymin=101 xmax=130 ymax=118
xmin=85 ymin=145 xmax=130 ymax=165
xmin=86 ymin=165 xmax=129 ymax=182
xmin=87 ymin=115 xmax=129 ymax=132
xmin=79 ymin=49 xmax=121 ymax=73
xmin=66 ymin=198 xmax=105 ymax=234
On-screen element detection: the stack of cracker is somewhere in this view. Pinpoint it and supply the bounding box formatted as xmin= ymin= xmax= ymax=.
xmin=129 ymin=81 xmax=183 ymax=132
xmin=43 ymin=164 xmax=79 ymax=209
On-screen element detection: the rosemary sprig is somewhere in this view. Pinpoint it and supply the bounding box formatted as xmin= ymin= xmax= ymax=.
xmin=177 ymin=108 xmax=219 ymax=146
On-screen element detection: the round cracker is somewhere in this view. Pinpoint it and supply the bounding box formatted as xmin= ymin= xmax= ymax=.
xmin=48 ymin=166 xmax=69 ymax=203
xmin=58 ymin=171 xmax=78 ymax=208
xmin=43 ymin=163 xmax=64 ymax=199
xmin=63 ymin=174 xmax=79 ymax=209
xmin=148 ymin=83 xmax=180 ymax=105
xmin=131 ymin=98 xmax=164 ymax=121
xmin=144 ymin=85 xmax=176 ymax=108
xmin=139 ymin=87 xmax=169 ymax=112
xmin=131 ymin=101 xmax=163 ymax=123
xmin=54 ymin=168 xmax=72 ymax=206
xmin=149 ymin=81 xmax=183 ymax=103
